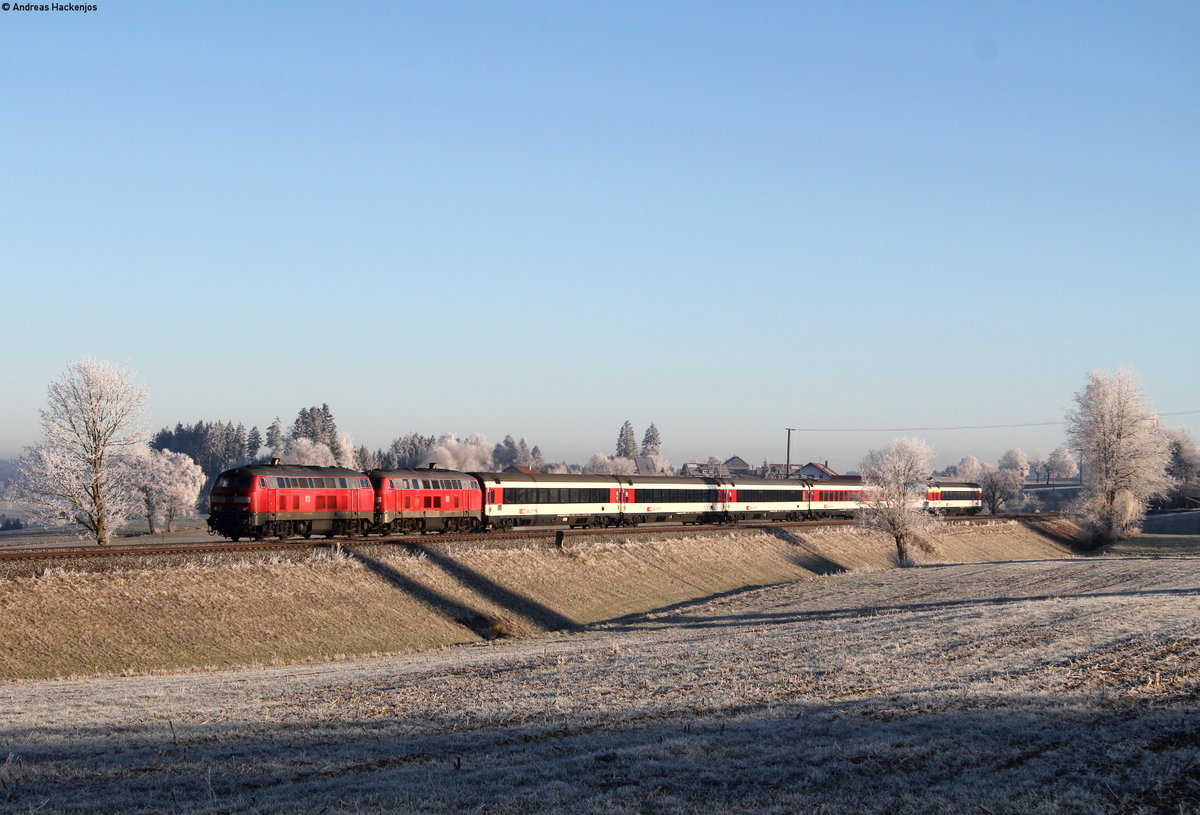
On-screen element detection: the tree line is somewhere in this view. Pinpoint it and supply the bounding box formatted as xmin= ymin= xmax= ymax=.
xmin=10 ymin=358 xmax=1196 ymax=547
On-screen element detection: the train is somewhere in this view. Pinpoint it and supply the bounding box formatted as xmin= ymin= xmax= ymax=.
xmin=206 ymin=461 xmax=983 ymax=541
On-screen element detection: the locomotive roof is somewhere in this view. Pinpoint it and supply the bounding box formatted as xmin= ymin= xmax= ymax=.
xmin=223 ymin=464 xmax=367 ymax=478
xmin=368 ymin=468 xmax=476 ymax=479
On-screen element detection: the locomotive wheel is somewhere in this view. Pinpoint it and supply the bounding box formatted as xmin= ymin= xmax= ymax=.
xmin=301 ymin=521 xmax=313 ymax=539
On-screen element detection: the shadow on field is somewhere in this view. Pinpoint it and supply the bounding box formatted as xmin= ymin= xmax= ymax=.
xmin=8 ymin=694 xmax=1200 ymax=814
xmin=340 ymin=547 xmax=577 ymax=637
xmin=605 ymin=583 xmax=1200 ymax=632
xmin=753 ymin=526 xmax=847 ymax=575
xmin=407 ymin=544 xmax=578 ymax=632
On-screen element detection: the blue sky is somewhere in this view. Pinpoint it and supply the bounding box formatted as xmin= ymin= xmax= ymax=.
xmin=2 ymin=1 xmax=1197 ymax=471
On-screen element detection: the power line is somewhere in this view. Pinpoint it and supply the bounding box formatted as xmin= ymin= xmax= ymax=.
xmin=789 ymin=410 xmax=1200 ymax=433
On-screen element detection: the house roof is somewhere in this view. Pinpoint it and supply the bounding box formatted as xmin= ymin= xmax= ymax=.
xmin=800 ymin=461 xmax=839 ymax=477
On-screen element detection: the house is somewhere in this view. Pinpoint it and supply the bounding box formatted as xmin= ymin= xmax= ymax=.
xmin=724 ymin=456 xmax=754 ymax=477
xmin=794 ymin=461 xmax=839 ymax=480
xmin=502 ymin=465 xmax=540 ymax=475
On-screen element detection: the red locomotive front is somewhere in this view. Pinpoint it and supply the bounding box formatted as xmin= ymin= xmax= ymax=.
xmin=207 ymin=463 xmax=374 ymax=540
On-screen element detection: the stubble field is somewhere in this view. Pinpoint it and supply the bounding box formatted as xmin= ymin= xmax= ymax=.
xmin=0 ymin=520 xmax=1198 ymax=814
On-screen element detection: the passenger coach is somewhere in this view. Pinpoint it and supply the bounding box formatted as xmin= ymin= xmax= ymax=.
xmin=926 ymin=481 xmax=984 ymax=515
xmin=475 ymin=472 xmax=630 ymax=530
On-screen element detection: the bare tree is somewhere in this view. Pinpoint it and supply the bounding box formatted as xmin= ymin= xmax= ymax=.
xmin=16 ymin=358 xmax=149 ymax=545
xmin=856 ymin=437 xmax=939 ymax=565
xmin=1066 ymin=368 xmax=1172 ymax=544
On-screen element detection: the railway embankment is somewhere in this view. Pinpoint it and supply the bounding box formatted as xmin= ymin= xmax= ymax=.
xmin=0 ymin=520 xmax=1077 ymax=681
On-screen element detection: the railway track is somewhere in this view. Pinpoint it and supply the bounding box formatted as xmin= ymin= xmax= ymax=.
xmin=0 ymin=514 xmax=1043 ymax=563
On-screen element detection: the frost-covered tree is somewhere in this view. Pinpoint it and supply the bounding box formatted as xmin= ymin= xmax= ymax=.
xmin=246 ymin=426 xmax=262 ymax=461
xmin=423 ymin=433 xmax=494 ymax=471
xmin=291 ymin=405 xmax=343 ymax=463
xmin=583 ymin=454 xmax=636 ymax=475
xmin=955 ymin=456 xmax=983 ymax=483
xmin=265 ymin=418 xmax=284 ymax=458
xmin=998 ymin=449 xmax=1030 ymax=479
xmin=283 ymin=437 xmax=336 ymax=466
xmin=334 ymin=432 xmax=358 ymax=468
xmin=1165 ymin=428 xmax=1200 ymax=488
xmin=516 ymin=438 xmax=532 ymax=468
xmin=355 ymin=445 xmax=380 ymax=470
xmin=127 ymin=447 xmax=206 ymax=533
xmin=856 ymin=437 xmax=939 ymax=565
xmin=978 ymin=464 xmax=1025 ymax=514
xmin=1029 ymin=450 xmax=1047 ymax=484
xmin=531 ymin=445 xmax=546 ymax=471
xmin=641 ymin=423 xmax=662 ymax=457
xmin=383 ymin=433 xmax=436 ymax=469
xmin=16 ymin=358 xmax=149 ymax=545
xmin=152 ymin=420 xmax=249 ymax=479
xmin=616 ymin=421 xmax=638 ymax=460
xmin=1066 ymin=368 xmax=1173 ymax=544
xmin=493 ymin=435 xmax=521 ymax=469
xmin=1047 ymin=445 xmax=1078 ymax=483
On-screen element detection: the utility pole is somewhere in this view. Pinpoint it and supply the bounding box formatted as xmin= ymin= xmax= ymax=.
xmin=785 ymin=428 xmax=797 ymax=480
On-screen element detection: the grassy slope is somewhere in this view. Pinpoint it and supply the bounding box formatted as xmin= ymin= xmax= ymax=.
xmin=0 ymin=521 xmax=1070 ymax=680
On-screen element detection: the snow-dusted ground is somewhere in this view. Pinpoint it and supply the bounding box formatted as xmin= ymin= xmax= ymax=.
xmin=1 ymin=556 xmax=1198 ymax=814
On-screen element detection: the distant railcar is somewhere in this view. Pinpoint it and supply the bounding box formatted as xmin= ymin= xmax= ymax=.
xmin=925 ymin=482 xmax=984 ymax=516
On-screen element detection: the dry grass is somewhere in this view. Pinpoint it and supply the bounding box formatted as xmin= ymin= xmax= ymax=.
xmin=0 ymin=522 xmax=1074 ymax=680
xmin=0 ymin=552 xmax=1198 ymax=813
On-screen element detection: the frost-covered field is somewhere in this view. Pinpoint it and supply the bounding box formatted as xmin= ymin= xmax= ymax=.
xmin=1 ymin=556 xmax=1198 ymax=814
